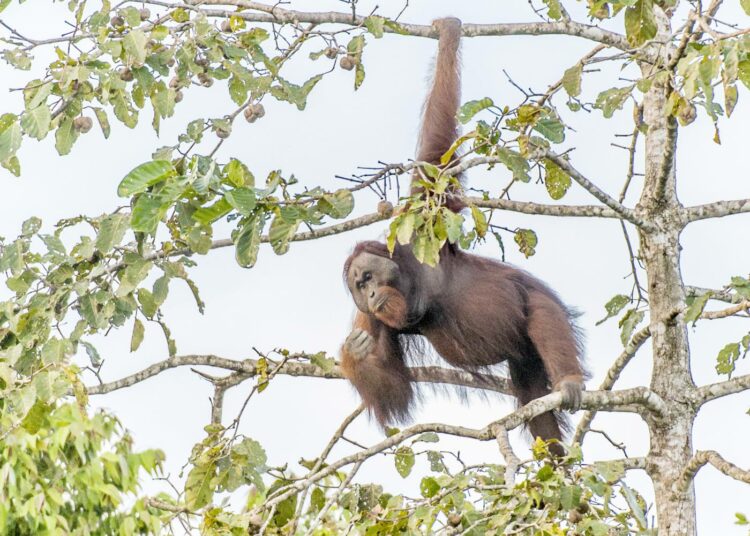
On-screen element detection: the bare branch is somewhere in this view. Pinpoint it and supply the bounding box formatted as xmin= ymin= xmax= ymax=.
xmin=700 ymin=300 xmax=750 ymax=319
xmin=684 ymin=199 xmax=750 ymax=223
xmin=469 ymin=196 xmax=620 ymax=219
xmin=675 ymin=450 xmax=750 ymax=493
xmin=620 ymin=456 xmax=647 ymax=471
xmin=492 ymin=425 xmax=520 ymax=485
xmin=686 ymin=286 xmax=745 ymax=305
xmin=139 ymin=0 xmax=632 ymax=51
xmin=696 ymin=373 xmax=750 ymax=405
xmin=87 ymin=354 xmax=512 ymax=396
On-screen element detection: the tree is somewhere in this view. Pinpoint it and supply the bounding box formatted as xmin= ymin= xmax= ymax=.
xmin=1 ymin=0 xmax=749 ymax=534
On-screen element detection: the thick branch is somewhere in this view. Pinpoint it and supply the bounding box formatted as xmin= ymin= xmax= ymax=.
xmin=700 ymin=301 xmax=750 ymax=320
xmin=675 ymin=450 xmax=750 ymax=493
xmin=696 ymin=373 xmax=750 ymax=405
xmin=145 ymin=0 xmax=632 ymax=51
xmin=469 ymin=197 xmax=620 ymax=219
xmin=684 ymin=199 xmax=750 ymax=223
xmin=686 ymin=286 xmax=745 ymax=305
xmin=86 ymin=354 xmax=512 ymax=395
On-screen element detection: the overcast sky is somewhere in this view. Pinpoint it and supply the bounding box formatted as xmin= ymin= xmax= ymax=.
xmin=1 ymin=1 xmax=749 ymax=533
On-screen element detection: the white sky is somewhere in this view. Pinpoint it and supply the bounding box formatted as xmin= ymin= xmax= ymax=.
xmin=1 ymin=1 xmax=749 ymax=533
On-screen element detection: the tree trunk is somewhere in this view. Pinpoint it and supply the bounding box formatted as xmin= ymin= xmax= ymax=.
xmin=638 ymin=7 xmax=697 ymax=534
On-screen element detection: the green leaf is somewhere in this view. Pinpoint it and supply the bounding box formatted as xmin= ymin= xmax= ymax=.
xmin=270 ymin=75 xmax=323 ymax=111
xmin=624 ymin=0 xmax=657 ymax=47
xmin=457 ymin=98 xmax=494 ymax=124
xmin=0 ymin=117 xmax=22 ymax=162
xmin=420 ymin=476 xmax=440 ymax=498
xmin=20 ymin=105 xmax=51 ymax=140
xmin=81 ymin=341 xmax=102 ymax=367
xmin=268 ymin=213 xmax=299 ymax=255
xmin=225 ymin=187 xmax=256 ymax=216
xmin=395 ymin=214 xmax=416 ymax=245
xmin=130 ymin=318 xmax=145 ymax=352
xmin=234 ymin=217 xmax=262 ymax=268
xmin=534 ymin=116 xmax=565 ymax=143
xmin=514 ymin=228 xmax=537 ymax=257
xmin=496 ymin=147 xmax=530 ymax=182
xmin=310 ymin=351 xmax=335 ymax=373
xmin=318 ymin=189 xmax=354 ymax=219
xmin=2 ymin=155 xmax=20 ymax=176
xmin=685 ymin=291 xmax=712 ymax=325
xmin=742 ymin=0 xmax=750 ymax=15
xmin=55 ymin=117 xmax=78 ymax=155
xmin=470 ymin=206 xmax=488 ymax=238
xmin=394 ymin=446 xmax=415 ymax=478
xmin=193 ymin=198 xmax=232 ymax=225
xmin=21 ymin=400 xmax=51 ymax=434
xmin=130 ymin=194 xmax=167 ymax=233
xmin=347 ymin=35 xmax=365 ymax=57
xmin=414 ymin=432 xmax=439 ymax=443
xmin=118 ymin=160 xmax=174 ymax=197
xmin=364 ymin=15 xmax=385 ymax=38
xmin=79 ymin=293 xmax=104 ymax=329
xmin=440 ymin=209 xmax=463 ymax=243
xmin=225 ymin=159 xmax=254 ymax=187
xmin=228 ymin=76 xmax=247 ymax=106
xmin=185 ymin=460 xmax=217 ymax=510
xmin=123 ymin=29 xmax=148 ymax=65
xmin=21 ymin=216 xmax=41 ymax=236
xmin=93 ymin=107 xmax=111 ymax=138
xmin=596 ymin=294 xmax=630 ymax=325
xmin=595 ymin=86 xmax=633 ymax=118
xmin=716 ymin=342 xmax=740 ymax=375
xmin=96 ymin=213 xmax=129 ymax=253
xmin=561 ymin=485 xmax=582 ymax=510
xmin=543 ymin=0 xmax=563 ymax=19
xmin=619 ymin=309 xmax=645 ymax=345
xmin=153 ymin=276 xmax=169 ymax=306
xmin=562 ymin=63 xmax=583 ymax=97
xmin=354 ymin=62 xmax=366 ymax=90
xmin=544 ymin=159 xmax=571 ymax=199
xmin=138 ymin=288 xmax=158 ymax=318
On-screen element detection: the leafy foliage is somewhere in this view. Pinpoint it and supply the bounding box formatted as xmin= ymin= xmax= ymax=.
xmin=2 ymin=0 xmax=750 ymax=532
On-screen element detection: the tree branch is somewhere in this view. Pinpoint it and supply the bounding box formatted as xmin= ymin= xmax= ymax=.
xmin=683 ymin=199 xmax=750 ymax=223
xmin=696 ymin=373 xmax=750 ymax=406
xmin=686 ymin=286 xmax=745 ymax=305
xmin=256 ymin=386 xmax=666 ymax=513
xmin=542 ymin=151 xmax=648 ymax=228
xmin=573 ymin=326 xmax=652 ymax=444
xmin=469 ymin=196 xmax=620 ymax=219
xmin=86 ymin=354 xmax=512 ymax=396
xmin=675 ymin=450 xmax=750 ymax=493
xmin=700 ymin=300 xmax=750 ymax=320
xmin=139 ymin=0 xmax=632 ymax=52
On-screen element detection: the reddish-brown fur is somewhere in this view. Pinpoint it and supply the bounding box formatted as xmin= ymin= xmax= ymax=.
xmin=372 ymin=286 xmax=409 ymax=329
xmin=340 ymin=18 xmax=586 ymax=455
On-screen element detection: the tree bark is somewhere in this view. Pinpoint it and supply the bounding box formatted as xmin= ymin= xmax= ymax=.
xmin=638 ymin=7 xmax=697 ymax=535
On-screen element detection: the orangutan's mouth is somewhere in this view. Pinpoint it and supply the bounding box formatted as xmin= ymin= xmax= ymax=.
xmin=371 ymin=296 xmax=388 ymax=312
